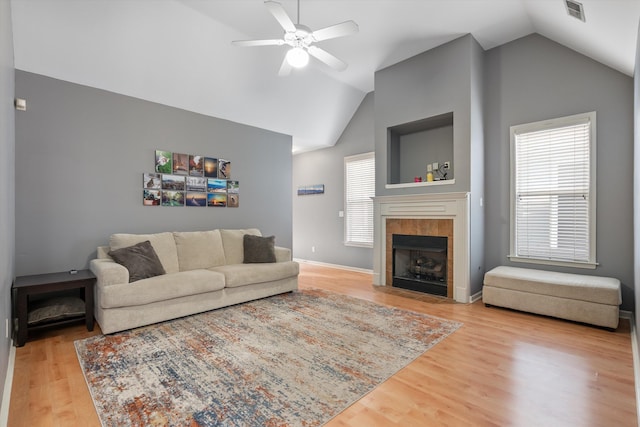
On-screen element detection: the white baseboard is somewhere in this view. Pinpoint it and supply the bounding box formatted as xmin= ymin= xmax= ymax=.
xmin=470 ymin=290 xmax=483 ymax=303
xmin=0 ymin=342 xmax=15 ymax=427
xmin=620 ymin=310 xmax=633 ymax=319
xmin=293 ymin=258 xmax=373 ymax=275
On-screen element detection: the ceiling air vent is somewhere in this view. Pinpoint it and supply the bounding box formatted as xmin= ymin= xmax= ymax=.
xmin=565 ymin=0 xmax=586 ymax=22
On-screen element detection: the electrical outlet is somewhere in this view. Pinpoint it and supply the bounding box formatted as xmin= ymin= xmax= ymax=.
xmin=432 ymin=162 xmax=439 ymax=170
xmin=444 ymin=161 xmax=450 ymax=169
xmin=311 ymin=246 xmax=316 ymax=253
xmin=427 ymin=164 xmax=432 ymax=172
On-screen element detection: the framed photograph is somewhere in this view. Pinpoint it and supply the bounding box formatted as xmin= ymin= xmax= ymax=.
xmin=161 ymin=191 xmax=184 ymax=206
xmin=204 ymin=157 xmax=218 ymax=178
xmin=186 ymin=192 xmax=207 ymax=207
xmin=172 ymin=153 xmax=189 ymax=175
xmin=207 ymin=178 xmax=227 ymax=193
xmin=207 ymin=193 xmax=227 ymax=207
xmin=162 ymin=174 xmax=186 ymax=191
xmin=227 ymin=180 xmax=239 ymax=193
xmin=297 ymin=184 xmax=325 ymax=196
xmin=143 ymin=189 xmax=161 ymax=206
xmin=186 ymin=176 xmax=207 ymax=192
xmin=155 ymin=150 xmax=172 ymax=174
xmin=218 ymin=159 xmax=231 ymax=179
xmin=143 ymin=172 xmax=161 ymax=189
xmin=189 ymin=155 xmax=204 ymax=176
xmin=227 ymin=193 xmax=239 ymax=208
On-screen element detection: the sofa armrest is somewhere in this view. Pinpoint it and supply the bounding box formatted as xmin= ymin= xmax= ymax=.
xmin=90 ymin=258 xmax=129 ymax=286
xmin=274 ymin=246 xmax=292 ymax=262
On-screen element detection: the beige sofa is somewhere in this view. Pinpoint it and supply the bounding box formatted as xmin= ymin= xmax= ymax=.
xmin=90 ymin=228 xmax=299 ymax=334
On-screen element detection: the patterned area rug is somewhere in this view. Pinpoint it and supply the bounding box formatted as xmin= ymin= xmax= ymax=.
xmin=75 ymin=289 xmax=461 ymax=426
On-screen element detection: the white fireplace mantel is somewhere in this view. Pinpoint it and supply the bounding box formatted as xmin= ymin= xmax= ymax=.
xmin=373 ymin=192 xmax=471 ymax=303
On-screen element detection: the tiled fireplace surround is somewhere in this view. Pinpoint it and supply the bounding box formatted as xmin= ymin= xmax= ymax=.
xmin=373 ymin=193 xmax=471 ymax=303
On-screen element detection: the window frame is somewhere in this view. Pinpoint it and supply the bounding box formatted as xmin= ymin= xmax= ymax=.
xmin=344 ymin=152 xmax=375 ymax=248
xmin=508 ymin=111 xmax=597 ymax=269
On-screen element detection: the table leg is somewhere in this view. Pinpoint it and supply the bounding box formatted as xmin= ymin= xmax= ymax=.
xmin=85 ymin=282 xmax=94 ymax=331
xmin=16 ymin=290 xmax=28 ymax=347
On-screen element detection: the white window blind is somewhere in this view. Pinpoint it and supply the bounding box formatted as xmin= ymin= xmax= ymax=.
xmin=344 ymin=152 xmax=375 ymax=247
xmin=510 ymin=112 xmax=596 ymax=267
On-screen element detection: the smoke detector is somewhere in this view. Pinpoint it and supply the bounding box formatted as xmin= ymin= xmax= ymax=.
xmin=565 ymin=0 xmax=586 ymax=22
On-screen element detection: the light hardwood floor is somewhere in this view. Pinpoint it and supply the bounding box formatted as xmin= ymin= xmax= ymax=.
xmin=8 ymin=263 xmax=638 ymax=426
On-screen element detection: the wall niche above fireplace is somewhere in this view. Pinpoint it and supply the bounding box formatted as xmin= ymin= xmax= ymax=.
xmin=387 ymin=112 xmax=454 ymax=185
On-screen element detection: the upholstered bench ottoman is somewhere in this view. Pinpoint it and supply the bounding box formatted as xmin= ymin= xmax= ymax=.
xmin=483 ymin=266 xmax=621 ymax=329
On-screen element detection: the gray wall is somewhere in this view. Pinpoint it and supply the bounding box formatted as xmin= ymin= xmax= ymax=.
xmin=484 ymin=34 xmax=635 ymax=310
xmin=292 ymin=92 xmax=374 ymax=270
xmin=374 ymin=35 xmax=474 ymax=195
xmin=15 ymin=71 xmax=293 ymax=275
xmin=0 ymin=0 xmax=15 ymax=404
xmin=634 ymin=20 xmax=640 ymax=338
xmin=469 ymin=37 xmax=485 ymax=295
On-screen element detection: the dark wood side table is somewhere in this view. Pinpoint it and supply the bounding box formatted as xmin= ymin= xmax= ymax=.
xmin=12 ymin=269 xmax=95 ymax=347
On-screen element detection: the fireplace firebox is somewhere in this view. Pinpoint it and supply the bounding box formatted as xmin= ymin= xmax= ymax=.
xmin=392 ymin=234 xmax=448 ymax=296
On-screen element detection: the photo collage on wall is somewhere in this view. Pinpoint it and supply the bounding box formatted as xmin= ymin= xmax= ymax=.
xmin=144 ymin=150 xmax=239 ymax=207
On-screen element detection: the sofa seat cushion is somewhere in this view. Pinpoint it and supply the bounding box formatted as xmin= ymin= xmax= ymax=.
xmin=110 ymin=232 xmax=180 ymax=274
xmin=211 ymin=261 xmax=299 ymax=288
xmin=483 ymin=266 xmax=621 ymax=305
xmin=173 ymin=230 xmax=226 ymax=271
xmin=100 ymin=270 xmax=225 ymax=309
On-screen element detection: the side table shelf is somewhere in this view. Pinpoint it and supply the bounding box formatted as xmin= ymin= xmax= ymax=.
xmin=12 ymin=270 xmax=96 ymax=347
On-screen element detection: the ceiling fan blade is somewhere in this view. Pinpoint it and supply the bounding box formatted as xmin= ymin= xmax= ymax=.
xmin=265 ymin=1 xmax=297 ymax=33
xmin=312 ymin=20 xmax=359 ymax=42
xmin=278 ymin=56 xmax=293 ymax=76
xmin=232 ymin=39 xmax=284 ymax=47
xmin=307 ymin=46 xmax=348 ymax=71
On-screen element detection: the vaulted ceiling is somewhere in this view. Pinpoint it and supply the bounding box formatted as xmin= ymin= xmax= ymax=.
xmin=11 ymin=0 xmax=640 ymax=153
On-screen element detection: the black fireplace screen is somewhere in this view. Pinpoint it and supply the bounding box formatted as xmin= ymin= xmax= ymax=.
xmin=392 ymin=234 xmax=447 ymax=296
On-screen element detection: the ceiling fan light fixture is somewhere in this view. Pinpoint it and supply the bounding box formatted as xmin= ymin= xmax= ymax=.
xmin=286 ymin=47 xmax=309 ymax=68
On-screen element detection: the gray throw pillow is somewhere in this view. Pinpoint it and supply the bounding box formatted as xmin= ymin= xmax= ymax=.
xmin=243 ymin=234 xmax=276 ymax=263
xmin=108 ymin=240 xmax=166 ymax=282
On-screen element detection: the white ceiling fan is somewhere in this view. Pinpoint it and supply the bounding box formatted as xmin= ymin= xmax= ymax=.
xmin=232 ymin=0 xmax=359 ymax=76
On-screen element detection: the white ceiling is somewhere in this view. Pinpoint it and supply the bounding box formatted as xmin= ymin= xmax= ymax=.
xmin=11 ymin=0 xmax=640 ymax=153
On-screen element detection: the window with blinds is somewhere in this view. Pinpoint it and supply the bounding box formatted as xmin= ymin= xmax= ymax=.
xmin=344 ymin=152 xmax=375 ymax=247
xmin=509 ymin=112 xmax=596 ymax=268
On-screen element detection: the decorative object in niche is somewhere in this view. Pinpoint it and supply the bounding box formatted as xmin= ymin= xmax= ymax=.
xmin=146 ymin=150 xmax=237 ymax=208
xmin=297 ymin=184 xmax=325 ymax=196
xmin=387 ymin=112 xmax=454 ymax=185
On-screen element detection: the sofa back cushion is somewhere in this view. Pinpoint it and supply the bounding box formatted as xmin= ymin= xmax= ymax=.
xmin=109 ymin=232 xmax=180 ymax=274
xmin=220 ymin=228 xmax=261 ymax=265
xmin=173 ymin=230 xmax=226 ymax=271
